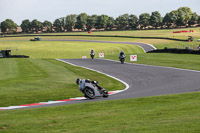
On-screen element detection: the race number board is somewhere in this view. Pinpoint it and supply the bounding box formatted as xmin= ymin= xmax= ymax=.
xmin=130 ymin=55 xmax=137 ymax=61
xmin=99 ymin=53 xmax=104 ymax=58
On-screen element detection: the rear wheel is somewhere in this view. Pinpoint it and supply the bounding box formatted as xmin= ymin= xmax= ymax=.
xmin=84 ymin=87 xmax=95 ymax=99
xmin=121 ymin=58 xmax=124 ymax=64
xmin=91 ymin=54 xmax=94 ymax=59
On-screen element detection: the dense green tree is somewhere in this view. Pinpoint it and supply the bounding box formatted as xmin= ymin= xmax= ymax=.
xmin=21 ymin=19 xmax=31 ymax=33
xmin=139 ymin=13 xmax=150 ymax=29
xmin=30 ymin=19 xmax=42 ymax=33
xmin=1 ymin=19 xmax=18 ymax=33
xmin=43 ymin=20 xmax=52 ymax=32
xmin=150 ymin=11 xmax=162 ymax=28
xmin=169 ymin=10 xmax=179 ymax=28
xmin=177 ymin=7 xmax=193 ymax=26
xmin=53 ymin=19 xmax=62 ymax=32
xmin=86 ymin=15 xmax=98 ymax=31
xmin=96 ymin=15 xmax=109 ymax=29
xmin=163 ymin=13 xmax=172 ymax=28
xmin=60 ymin=17 xmax=65 ymax=31
xmin=65 ymin=14 xmax=77 ymax=31
xmin=188 ymin=12 xmax=199 ymax=26
xmin=115 ymin=14 xmax=129 ymax=30
xmin=198 ymin=16 xmax=200 ymax=25
xmin=107 ymin=17 xmax=115 ymax=30
xmin=129 ymin=14 xmax=138 ymax=29
xmin=76 ymin=13 xmax=88 ymax=31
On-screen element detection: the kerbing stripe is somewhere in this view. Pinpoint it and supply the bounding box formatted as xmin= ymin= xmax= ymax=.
xmin=0 ymin=91 xmax=119 ymax=110
xmin=20 ymin=103 xmax=47 ymax=106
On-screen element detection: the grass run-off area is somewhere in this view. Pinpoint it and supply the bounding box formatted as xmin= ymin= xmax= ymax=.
xmin=0 ymin=58 xmax=125 ymax=107
xmin=0 ymin=28 xmax=200 ymax=132
xmin=0 ymin=92 xmax=200 ymax=133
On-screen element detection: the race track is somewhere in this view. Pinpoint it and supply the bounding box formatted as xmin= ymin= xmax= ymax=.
xmin=1 ymin=40 xmax=200 ymax=110
xmin=19 ymin=58 xmax=200 ymax=109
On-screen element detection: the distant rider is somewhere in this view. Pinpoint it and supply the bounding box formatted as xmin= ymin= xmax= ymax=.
xmin=119 ymin=50 xmax=126 ymax=59
xmin=91 ymin=49 xmax=95 ymax=54
xmin=90 ymin=49 xmax=95 ymax=59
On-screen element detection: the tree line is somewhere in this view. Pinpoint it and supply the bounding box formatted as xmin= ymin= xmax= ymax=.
xmin=1 ymin=7 xmax=200 ymax=34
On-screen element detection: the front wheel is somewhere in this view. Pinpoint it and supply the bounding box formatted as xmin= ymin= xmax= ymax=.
xmin=120 ymin=58 xmax=125 ymax=64
xmin=84 ymin=87 xmax=95 ymax=99
xmin=101 ymin=89 xmax=109 ymax=98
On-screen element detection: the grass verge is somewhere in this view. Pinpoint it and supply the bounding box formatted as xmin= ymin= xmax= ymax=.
xmin=0 ymin=41 xmax=144 ymax=58
xmin=0 ymin=92 xmax=199 ymax=133
xmin=105 ymin=53 xmax=200 ymax=71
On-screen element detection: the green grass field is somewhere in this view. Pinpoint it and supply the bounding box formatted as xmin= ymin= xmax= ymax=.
xmin=0 ymin=92 xmax=199 ymax=133
xmin=0 ymin=28 xmax=200 ymax=132
xmin=0 ymin=41 xmax=144 ymax=58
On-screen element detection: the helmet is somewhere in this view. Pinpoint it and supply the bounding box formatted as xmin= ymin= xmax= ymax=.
xmin=76 ymin=78 xmax=80 ymax=85
xmin=121 ymin=50 xmax=124 ymax=53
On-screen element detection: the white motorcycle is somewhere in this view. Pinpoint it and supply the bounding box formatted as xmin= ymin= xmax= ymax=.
xmin=76 ymin=79 xmax=109 ymax=99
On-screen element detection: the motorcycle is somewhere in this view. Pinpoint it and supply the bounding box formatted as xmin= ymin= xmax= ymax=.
xmin=77 ymin=79 xmax=109 ymax=99
xmin=90 ymin=52 xmax=95 ymax=59
xmin=119 ymin=54 xmax=126 ymax=64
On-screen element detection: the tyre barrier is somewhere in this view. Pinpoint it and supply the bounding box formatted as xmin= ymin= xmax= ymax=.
xmin=147 ymin=48 xmax=200 ymax=55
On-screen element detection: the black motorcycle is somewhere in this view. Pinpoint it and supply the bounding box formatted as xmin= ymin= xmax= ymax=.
xmin=119 ymin=54 xmax=126 ymax=64
xmin=90 ymin=53 xmax=95 ymax=59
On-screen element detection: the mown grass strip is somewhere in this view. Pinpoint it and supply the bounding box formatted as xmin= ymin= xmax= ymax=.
xmin=0 ymin=92 xmax=199 ymax=133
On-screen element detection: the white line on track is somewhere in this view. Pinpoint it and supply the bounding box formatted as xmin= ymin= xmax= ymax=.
xmin=98 ymin=58 xmax=200 ymax=73
xmin=56 ymin=59 xmax=130 ymax=94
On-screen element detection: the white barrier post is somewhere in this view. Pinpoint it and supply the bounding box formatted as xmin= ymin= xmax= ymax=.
xmin=82 ymin=56 xmax=87 ymax=59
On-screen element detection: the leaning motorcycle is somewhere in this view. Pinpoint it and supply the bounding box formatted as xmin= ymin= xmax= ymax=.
xmin=78 ymin=79 xmax=109 ymax=99
xmin=119 ymin=54 xmax=126 ymax=64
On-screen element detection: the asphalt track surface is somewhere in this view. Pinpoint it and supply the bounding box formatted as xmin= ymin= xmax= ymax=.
xmin=19 ymin=58 xmax=200 ymax=109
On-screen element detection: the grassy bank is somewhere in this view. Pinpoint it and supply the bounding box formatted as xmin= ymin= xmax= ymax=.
xmin=0 ymin=92 xmax=199 ymax=133
xmin=0 ymin=41 xmax=144 ymax=58
xmin=106 ymin=53 xmax=200 ymax=71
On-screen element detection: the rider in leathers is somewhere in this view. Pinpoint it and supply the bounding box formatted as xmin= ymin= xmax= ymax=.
xmin=119 ymin=50 xmax=126 ymax=59
xmin=76 ymin=78 xmax=104 ymax=93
